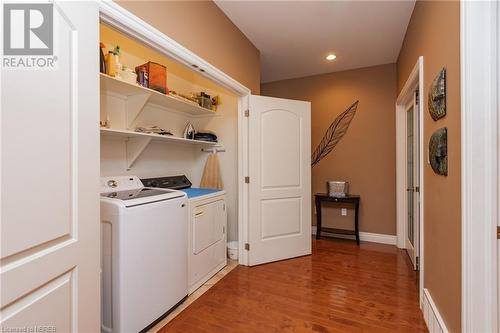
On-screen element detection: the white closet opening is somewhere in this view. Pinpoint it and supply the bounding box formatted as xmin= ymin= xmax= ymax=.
xmin=99 ymin=23 xmax=241 ymax=245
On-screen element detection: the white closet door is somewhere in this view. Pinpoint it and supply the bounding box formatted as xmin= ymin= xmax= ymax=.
xmin=248 ymin=95 xmax=311 ymax=266
xmin=1 ymin=2 xmax=100 ymax=332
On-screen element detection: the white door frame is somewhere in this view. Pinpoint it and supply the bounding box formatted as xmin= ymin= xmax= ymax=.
xmin=396 ymin=56 xmax=424 ymax=306
xmin=98 ymin=1 xmax=252 ymax=265
xmin=460 ymin=1 xmax=498 ymax=332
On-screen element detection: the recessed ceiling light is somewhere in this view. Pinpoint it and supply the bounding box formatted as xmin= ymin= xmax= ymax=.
xmin=326 ymin=54 xmax=337 ymax=61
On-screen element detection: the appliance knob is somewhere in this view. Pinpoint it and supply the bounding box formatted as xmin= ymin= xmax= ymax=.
xmin=107 ymin=180 xmax=117 ymax=188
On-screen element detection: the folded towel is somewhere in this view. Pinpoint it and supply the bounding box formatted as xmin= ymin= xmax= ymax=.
xmin=194 ymin=132 xmax=218 ymax=142
xmin=200 ymin=153 xmax=223 ymax=190
xmin=134 ymin=126 xmax=172 ymax=136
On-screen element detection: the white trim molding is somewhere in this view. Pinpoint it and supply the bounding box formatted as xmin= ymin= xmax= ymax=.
xmin=423 ymin=289 xmax=449 ymax=333
xmin=461 ymin=1 xmax=498 ymax=332
xmin=395 ymin=56 xmax=424 ymax=250
xmin=395 ymin=56 xmax=424 ymax=308
xmin=311 ymin=227 xmax=397 ymax=246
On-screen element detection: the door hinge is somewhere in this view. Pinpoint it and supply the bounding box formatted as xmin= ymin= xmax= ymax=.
xmin=245 ymin=243 xmax=250 ymax=251
xmin=497 ymin=226 xmax=500 ymax=239
xmin=244 ymin=109 xmax=249 ymax=117
xmin=245 ymin=176 xmax=250 ymax=183
xmin=416 ymin=256 xmax=420 ymax=270
xmin=415 ymin=186 xmax=420 ymax=193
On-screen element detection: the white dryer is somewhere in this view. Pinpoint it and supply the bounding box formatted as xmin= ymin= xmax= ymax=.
xmin=141 ymin=175 xmax=227 ymax=294
xmin=100 ymin=176 xmax=188 ymax=333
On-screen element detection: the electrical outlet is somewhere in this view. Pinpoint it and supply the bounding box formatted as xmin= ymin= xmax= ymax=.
xmin=341 ymin=208 xmax=347 ymax=216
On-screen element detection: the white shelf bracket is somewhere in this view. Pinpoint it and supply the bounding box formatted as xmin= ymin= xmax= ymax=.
xmin=125 ymin=92 xmax=151 ymax=129
xmin=125 ymin=136 xmax=152 ymax=170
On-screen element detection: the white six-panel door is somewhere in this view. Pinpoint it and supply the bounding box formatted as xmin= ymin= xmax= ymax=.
xmin=248 ymin=95 xmax=311 ymax=266
xmin=1 ymin=2 xmax=100 ymax=331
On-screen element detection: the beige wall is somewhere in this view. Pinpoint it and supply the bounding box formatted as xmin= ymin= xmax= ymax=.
xmin=397 ymin=1 xmax=461 ymax=332
xmin=117 ymin=0 xmax=261 ymax=94
xmin=262 ymin=64 xmax=397 ymax=235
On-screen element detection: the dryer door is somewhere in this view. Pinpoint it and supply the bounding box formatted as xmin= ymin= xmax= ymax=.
xmin=193 ymin=200 xmax=224 ymax=254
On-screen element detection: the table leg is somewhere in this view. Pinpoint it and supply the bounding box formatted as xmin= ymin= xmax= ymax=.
xmin=354 ymin=199 xmax=360 ymax=245
xmin=315 ymin=197 xmax=322 ymax=240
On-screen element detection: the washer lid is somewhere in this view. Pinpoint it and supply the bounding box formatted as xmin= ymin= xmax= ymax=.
xmin=101 ymin=188 xmax=176 ymax=200
xmin=101 ymin=188 xmax=185 ymax=207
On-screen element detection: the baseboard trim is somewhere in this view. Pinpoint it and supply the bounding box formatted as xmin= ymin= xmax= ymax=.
xmin=423 ymin=288 xmax=449 ymax=333
xmin=311 ymin=226 xmax=397 ymax=245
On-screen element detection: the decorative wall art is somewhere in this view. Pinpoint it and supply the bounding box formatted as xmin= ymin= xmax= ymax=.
xmin=429 ymin=127 xmax=448 ymax=176
xmin=311 ymin=100 xmax=358 ymax=167
xmin=428 ymin=68 xmax=447 ymax=121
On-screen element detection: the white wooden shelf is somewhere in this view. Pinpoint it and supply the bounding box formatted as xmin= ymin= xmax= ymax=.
xmin=100 ymin=128 xmax=217 ymax=145
xmin=100 ymin=73 xmax=216 ymax=128
xmin=100 ymin=128 xmax=217 ymax=169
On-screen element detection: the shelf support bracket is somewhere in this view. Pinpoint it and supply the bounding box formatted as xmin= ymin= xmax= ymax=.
xmin=125 ymin=136 xmax=152 ymax=170
xmin=125 ymin=92 xmax=151 ymax=129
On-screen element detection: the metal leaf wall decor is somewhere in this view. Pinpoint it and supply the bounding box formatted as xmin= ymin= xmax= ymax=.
xmin=311 ymin=101 xmax=358 ymax=167
xmin=428 ymin=68 xmax=447 ymax=121
xmin=429 ymin=127 xmax=448 ymax=176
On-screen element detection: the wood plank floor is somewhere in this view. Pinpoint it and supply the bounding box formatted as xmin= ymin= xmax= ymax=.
xmin=160 ymin=238 xmax=427 ymax=333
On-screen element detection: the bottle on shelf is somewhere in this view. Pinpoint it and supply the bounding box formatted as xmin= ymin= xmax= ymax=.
xmin=105 ymin=51 xmax=116 ymax=77
xmin=99 ymin=42 xmax=106 ymax=74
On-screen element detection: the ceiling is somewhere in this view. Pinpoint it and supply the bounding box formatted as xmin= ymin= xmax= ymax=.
xmin=215 ymin=1 xmax=416 ymax=83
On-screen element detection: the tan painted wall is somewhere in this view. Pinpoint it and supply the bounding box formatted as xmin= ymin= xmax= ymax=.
xmin=262 ymin=64 xmax=397 ymax=235
xmin=397 ymin=1 xmax=461 ymax=332
xmin=117 ymin=0 xmax=261 ymax=94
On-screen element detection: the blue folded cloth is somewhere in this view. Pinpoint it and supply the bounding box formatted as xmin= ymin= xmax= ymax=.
xmin=181 ymin=188 xmax=222 ymax=199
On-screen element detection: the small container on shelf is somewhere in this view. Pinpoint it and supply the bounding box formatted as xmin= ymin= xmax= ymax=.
xmin=194 ymin=92 xmax=212 ymax=109
xmin=105 ymin=51 xmax=116 ymax=77
xmin=120 ymin=67 xmax=137 ymax=85
xmin=135 ymin=61 xmax=167 ymax=94
xmin=99 ymin=43 xmax=107 ymax=74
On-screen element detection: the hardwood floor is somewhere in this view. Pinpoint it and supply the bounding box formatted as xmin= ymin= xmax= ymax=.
xmin=159 ymin=238 xmax=427 ymax=333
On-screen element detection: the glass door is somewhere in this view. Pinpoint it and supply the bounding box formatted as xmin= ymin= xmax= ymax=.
xmin=405 ymin=91 xmax=419 ymax=270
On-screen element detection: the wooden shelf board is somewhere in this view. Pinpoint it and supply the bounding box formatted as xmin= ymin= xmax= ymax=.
xmin=100 ymin=128 xmax=218 ymax=146
xmin=320 ymin=227 xmax=356 ymax=236
xmin=100 ymin=73 xmax=216 ymax=116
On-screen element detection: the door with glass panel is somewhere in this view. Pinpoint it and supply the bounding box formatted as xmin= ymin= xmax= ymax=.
xmin=405 ymin=91 xmax=420 ymax=270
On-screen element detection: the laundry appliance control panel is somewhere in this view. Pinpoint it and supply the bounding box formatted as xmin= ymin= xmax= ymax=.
xmin=141 ymin=175 xmax=192 ymax=189
xmin=100 ymin=175 xmax=143 ymax=193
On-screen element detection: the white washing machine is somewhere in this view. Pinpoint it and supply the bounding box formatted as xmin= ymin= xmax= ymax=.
xmin=100 ymin=176 xmax=188 ymax=333
xmin=141 ymin=176 xmax=227 ymax=294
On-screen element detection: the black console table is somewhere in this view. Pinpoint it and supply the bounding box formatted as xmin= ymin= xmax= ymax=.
xmin=315 ymin=194 xmax=361 ymax=245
